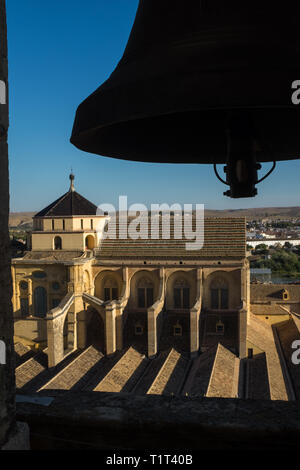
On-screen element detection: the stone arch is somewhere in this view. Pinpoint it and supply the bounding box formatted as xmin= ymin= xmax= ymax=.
xmin=54 ymin=236 xmax=62 ymax=250
xmin=34 ymin=286 xmax=47 ymax=317
xmin=204 ymin=271 xmax=233 ymax=310
xmin=94 ymin=270 xmax=122 ymax=301
xmin=166 ymin=271 xmax=196 ymax=310
xmin=136 ymin=276 xmax=154 ymax=308
xmin=200 ymin=271 xmax=241 ymax=354
xmin=129 ymin=270 xmax=159 ymax=310
xmin=85 ymin=235 xmax=95 ymax=250
xmin=158 ymin=270 xmax=196 ymax=354
xmin=210 ymin=277 xmax=229 ymax=290
xmin=86 ymin=307 xmax=105 ymax=351
xmin=19 ymin=280 xmax=28 ymax=292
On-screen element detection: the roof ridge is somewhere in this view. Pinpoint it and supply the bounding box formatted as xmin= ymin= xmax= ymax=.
xmin=72 ymin=190 xmax=98 ymax=210
xmin=205 ymin=343 xmax=221 ymax=396
xmin=46 ymin=191 xmax=70 ymax=215
xmin=34 ymin=189 xmax=98 ymax=217
xmin=34 ymin=191 xmax=69 ymax=217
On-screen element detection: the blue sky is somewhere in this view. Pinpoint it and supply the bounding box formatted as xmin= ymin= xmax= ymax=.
xmin=6 ymin=0 xmax=300 ymax=212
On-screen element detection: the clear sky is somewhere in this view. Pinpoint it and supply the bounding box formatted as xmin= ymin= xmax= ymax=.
xmin=6 ymin=0 xmax=300 ymax=212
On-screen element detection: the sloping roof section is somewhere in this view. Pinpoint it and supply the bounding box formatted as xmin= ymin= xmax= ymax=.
xmin=250 ymin=284 xmax=300 ymax=302
xmin=21 ymin=251 xmax=84 ymax=261
xmin=34 ymin=191 xmax=98 ymax=217
xmin=97 ymin=217 xmax=246 ymax=259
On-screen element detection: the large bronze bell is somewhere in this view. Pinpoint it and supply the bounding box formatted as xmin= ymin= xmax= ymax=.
xmin=71 ymin=1 xmax=300 ymax=198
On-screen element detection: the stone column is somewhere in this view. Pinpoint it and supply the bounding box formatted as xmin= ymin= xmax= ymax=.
xmin=239 ymin=262 xmax=249 ymax=358
xmin=147 ymin=268 xmax=165 ymax=358
xmin=241 ymin=262 xmax=250 ymax=319
xmin=47 ymin=316 xmax=64 ymax=368
xmin=77 ymin=300 xmax=87 ymax=349
xmin=10 ymin=266 xmax=17 ymax=313
xmin=190 ymin=268 xmax=202 ymax=358
xmin=190 ymin=309 xmax=200 ymax=358
xmin=67 ymin=264 xmax=85 ymax=351
xmin=105 ymin=305 xmax=116 ymax=356
xmin=70 ymin=294 xmax=84 ymax=351
xmin=28 ymin=278 xmax=33 ymax=316
xmin=14 ymin=273 xmax=20 ymax=314
xmin=147 ymin=307 xmax=157 ymax=358
xmin=66 ymin=308 xmax=75 ymax=351
xmin=115 ymin=310 xmax=123 ymax=351
xmin=246 ymin=261 xmax=251 ymax=319
xmin=238 ymin=308 xmax=247 ymax=359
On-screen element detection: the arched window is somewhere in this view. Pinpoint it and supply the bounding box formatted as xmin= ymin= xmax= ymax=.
xmin=85 ymin=235 xmax=95 ymax=250
xmin=34 ymin=286 xmax=47 ymax=317
xmin=210 ymin=278 xmax=229 ymax=309
xmin=137 ymin=277 xmax=154 ymax=308
xmin=173 ymin=278 xmax=190 ymax=309
xmin=282 ymin=289 xmax=289 ymax=300
xmin=54 ymin=236 xmax=62 ymax=250
xmin=19 ymin=281 xmax=28 ymax=292
xmin=103 ymin=278 xmax=118 ymax=302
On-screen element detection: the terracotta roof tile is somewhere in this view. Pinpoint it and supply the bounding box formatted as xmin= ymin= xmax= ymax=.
xmin=250 ymin=284 xmax=300 ymax=302
xmin=97 ymin=217 xmax=246 ymax=259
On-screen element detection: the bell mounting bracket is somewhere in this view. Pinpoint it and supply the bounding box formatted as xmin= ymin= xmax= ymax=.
xmin=213 ymin=112 xmax=276 ymax=198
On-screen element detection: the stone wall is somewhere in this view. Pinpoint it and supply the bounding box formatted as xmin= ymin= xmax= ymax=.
xmin=16 ymin=391 xmax=300 ymax=450
xmin=0 ymin=0 xmax=16 ymax=447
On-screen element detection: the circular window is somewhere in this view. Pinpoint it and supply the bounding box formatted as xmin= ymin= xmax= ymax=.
xmin=52 ymin=282 xmax=60 ymax=291
xmin=20 ymin=281 xmax=28 ymax=291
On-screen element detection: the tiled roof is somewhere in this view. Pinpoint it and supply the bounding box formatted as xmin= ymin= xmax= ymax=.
xmin=250 ymin=284 xmax=300 ymax=302
xmin=275 ymin=319 xmax=300 ymax=399
xmin=182 ymin=343 xmax=237 ymax=398
xmin=34 ymin=190 xmax=98 ymax=217
xmin=247 ymin=314 xmax=288 ymax=401
xmin=250 ymin=304 xmax=289 ymax=315
xmin=97 ymin=217 xmax=246 ymax=259
xmin=182 ymin=344 xmax=218 ymax=397
xmin=247 ymin=353 xmax=270 ymax=400
xmin=206 ymin=344 xmax=237 ymax=398
xmin=21 ymin=251 xmax=84 ymax=261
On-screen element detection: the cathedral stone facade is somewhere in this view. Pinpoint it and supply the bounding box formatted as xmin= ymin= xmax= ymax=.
xmin=11 ymin=176 xmax=300 ymax=400
xmin=12 ymin=175 xmax=248 ymax=364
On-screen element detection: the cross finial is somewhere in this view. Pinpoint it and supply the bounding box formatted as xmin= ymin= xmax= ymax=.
xmin=69 ymin=171 xmax=75 ymax=192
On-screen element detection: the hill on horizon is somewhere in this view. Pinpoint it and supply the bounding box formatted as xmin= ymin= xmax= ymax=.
xmin=8 ymin=206 xmax=300 ymax=229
